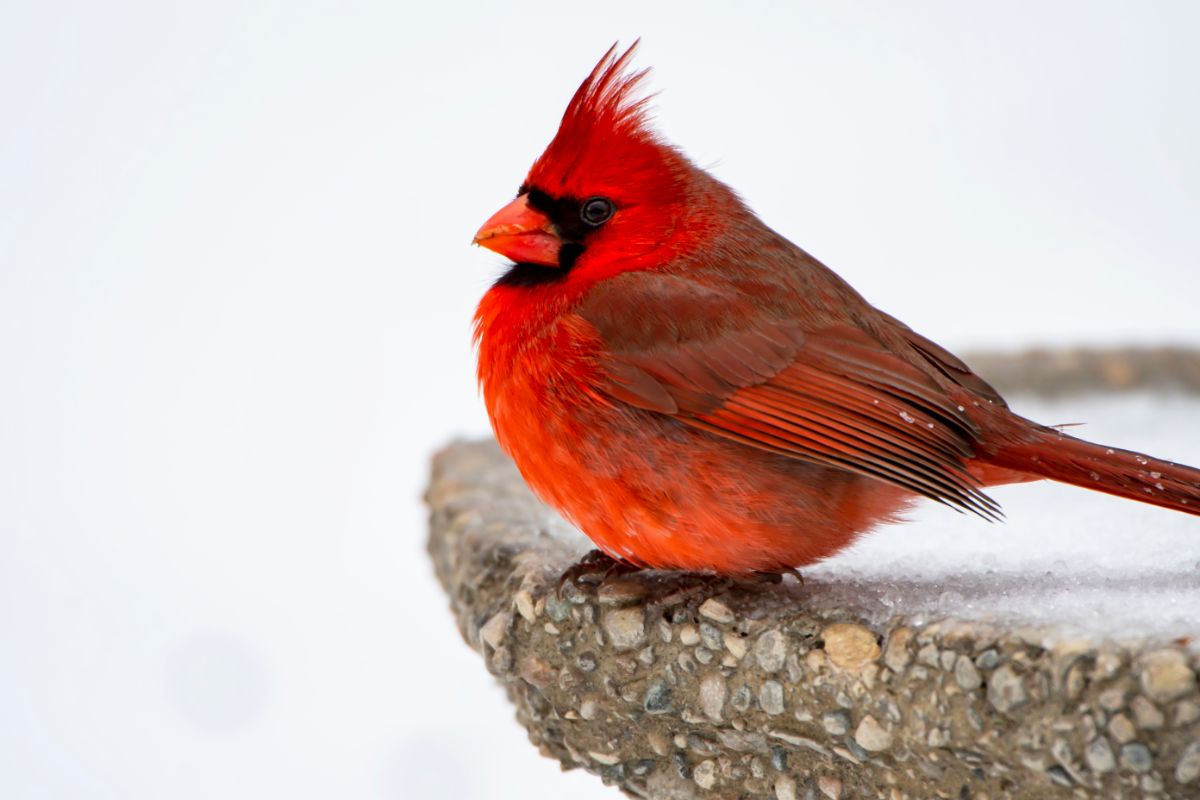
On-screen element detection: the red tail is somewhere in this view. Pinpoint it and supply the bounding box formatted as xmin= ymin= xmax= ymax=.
xmin=987 ymin=424 xmax=1200 ymax=516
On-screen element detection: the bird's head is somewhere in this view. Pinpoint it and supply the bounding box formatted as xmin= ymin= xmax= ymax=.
xmin=474 ymin=43 xmax=722 ymax=282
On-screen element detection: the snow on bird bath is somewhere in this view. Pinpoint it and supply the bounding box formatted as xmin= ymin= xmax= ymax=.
xmin=806 ymin=392 xmax=1200 ymax=641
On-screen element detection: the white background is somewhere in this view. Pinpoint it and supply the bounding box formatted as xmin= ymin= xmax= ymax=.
xmin=2 ymin=2 xmax=1198 ymax=798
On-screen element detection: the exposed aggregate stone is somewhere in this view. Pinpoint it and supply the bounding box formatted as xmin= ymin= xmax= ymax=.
xmin=428 ymin=438 xmax=1200 ymax=799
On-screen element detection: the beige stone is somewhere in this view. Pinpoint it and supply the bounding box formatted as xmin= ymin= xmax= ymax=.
xmin=603 ymin=607 xmax=646 ymax=650
xmin=1138 ymin=649 xmax=1196 ymax=704
xmin=853 ymin=715 xmax=893 ymax=752
xmin=824 ymin=623 xmax=881 ymax=672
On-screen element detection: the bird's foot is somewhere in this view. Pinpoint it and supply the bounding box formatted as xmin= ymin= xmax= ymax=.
xmin=753 ymin=566 xmax=804 ymax=586
xmin=557 ymin=549 xmax=639 ymax=595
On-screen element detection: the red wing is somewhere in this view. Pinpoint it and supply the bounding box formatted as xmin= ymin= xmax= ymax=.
xmin=877 ymin=310 xmax=1006 ymax=405
xmin=588 ymin=311 xmax=1001 ymax=519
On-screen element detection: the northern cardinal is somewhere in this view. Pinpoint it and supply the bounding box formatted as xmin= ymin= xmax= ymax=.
xmin=472 ymin=43 xmax=1200 ymax=575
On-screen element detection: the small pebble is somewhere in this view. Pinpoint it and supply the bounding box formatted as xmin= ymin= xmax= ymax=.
xmin=759 ymin=681 xmax=785 ymax=715
xmin=927 ymin=727 xmax=950 ymax=748
xmin=822 ymin=710 xmax=850 ymax=736
xmin=817 ymin=774 xmax=842 ymax=799
xmin=823 ymin=623 xmax=881 ymax=672
xmin=1097 ymin=686 xmax=1126 ymax=711
xmin=854 ymin=714 xmax=893 ymax=752
xmin=1138 ymin=649 xmax=1196 ymax=703
xmin=679 ymin=624 xmax=701 ymax=646
xmin=544 ymin=595 xmax=570 ymax=622
xmin=699 ymin=674 xmax=727 ymax=722
xmin=1108 ymin=713 xmax=1136 ymax=744
xmin=785 ymin=652 xmax=803 ymax=684
xmin=731 ymin=684 xmax=752 ymax=712
xmin=917 ymin=643 xmax=940 ymax=668
xmin=1130 ymin=695 xmax=1164 ymax=729
xmin=975 ymin=648 xmax=1000 ymax=670
xmin=1085 ymin=737 xmax=1115 ymax=773
xmin=773 ymin=774 xmax=797 ymax=800
xmin=1176 ymin=739 xmax=1200 ymax=784
xmin=699 ymin=623 xmax=723 ymax=650
xmin=1119 ymin=742 xmax=1152 ymax=772
xmin=724 ymin=631 xmax=748 ymax=659
xmin=987 ymin=664 xmax=1027 ymax=713
xmin=693 ymin=759 xmax=716 ymax=789
xmin=954 ymin=654 xmax=982 ymax=690
xmin=755 ymin=630 xmax=788 ymax=673
xmin=644 ymin=679 xmax=671 ymax=713
xmin=514 ymin=590 xmax=536 ymax=622
xmin=518 ymin=655 xmax=554 ymax=688
xmin=883 ymin=628 xmax=913 ymax=672
xmin=603 ymin=607 xmax=646 ymax=650
xmin=1175 ymin=699 xmax=1200 ymax=727
xmin=480 ymin=611 xmax=510 ymax=650
xmin=699 ymin=597 xmax=735 ymax=624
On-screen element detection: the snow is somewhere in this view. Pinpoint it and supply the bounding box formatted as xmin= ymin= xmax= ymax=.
xmin=2 ymin=2 xmax=1199 ymax=800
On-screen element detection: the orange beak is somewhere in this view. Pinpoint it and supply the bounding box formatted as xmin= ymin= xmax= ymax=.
xmin=473 ymin=194 xmax=563 ymax=267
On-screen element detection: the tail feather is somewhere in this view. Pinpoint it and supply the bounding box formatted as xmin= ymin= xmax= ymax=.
xmin=987 ymin=426 xmax=1200 ymax=516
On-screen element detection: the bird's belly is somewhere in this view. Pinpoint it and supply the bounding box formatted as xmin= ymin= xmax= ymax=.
xmin=492 ymin=380 xmax=913 ymax=574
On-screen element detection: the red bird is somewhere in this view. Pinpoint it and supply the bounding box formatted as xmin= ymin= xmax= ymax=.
xmin=472 ymin=43 xmax=1200 ymax=576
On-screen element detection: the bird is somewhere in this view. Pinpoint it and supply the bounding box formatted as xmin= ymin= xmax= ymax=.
xmin=470 ymin=42 xmax=1200 ymax=576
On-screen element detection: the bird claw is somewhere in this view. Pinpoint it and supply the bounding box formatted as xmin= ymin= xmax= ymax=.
xmin=732 ymin=567 xmax=805 ymax=589
xmin=775 ymin=566 xmax=805 ymax=586
xmin=557 ymin=549 xmax=639 ymax=595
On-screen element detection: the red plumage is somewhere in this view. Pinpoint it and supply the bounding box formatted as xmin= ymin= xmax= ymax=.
xmin=472 ymin=43 xmax=1200 ymax=575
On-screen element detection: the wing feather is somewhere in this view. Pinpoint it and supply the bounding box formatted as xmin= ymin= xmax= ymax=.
xmin=574 ymin=275 xmax=1002 ymax=518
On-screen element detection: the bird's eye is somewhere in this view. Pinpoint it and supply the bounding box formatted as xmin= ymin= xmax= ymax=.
xmin=580 ymin=196 xmax=615 ymax=227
